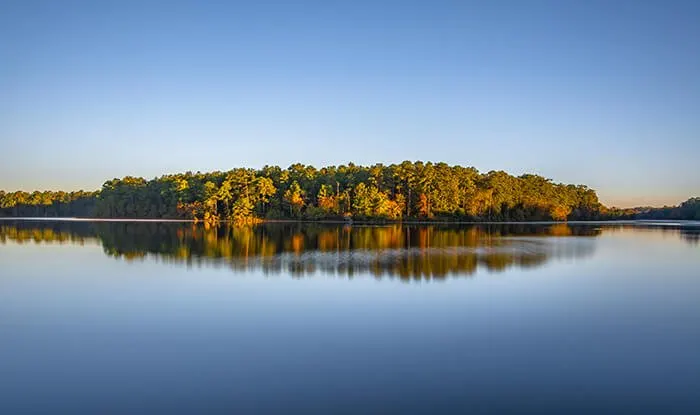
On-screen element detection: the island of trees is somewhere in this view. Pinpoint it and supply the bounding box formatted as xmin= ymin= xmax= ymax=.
xmin=1 ymin=161 xmax=698 ymax=223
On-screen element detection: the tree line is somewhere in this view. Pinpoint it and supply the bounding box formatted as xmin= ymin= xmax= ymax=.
xmin=0 ymin=190 xmax=97 ymax=217
xmin=0 ymin=161 xmax=694 ymax=222
xmin=606 ymin=197 xmax=700 ymax=221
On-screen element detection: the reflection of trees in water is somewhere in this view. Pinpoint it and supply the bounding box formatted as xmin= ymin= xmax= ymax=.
xmin=682 ymin=231 xmax=699 ymax=244
xmin=676 ymin=228 xmax=699 ymax=244
xmin=95 ymin=223 xmax=601 ymax=278
xmin=657 ymin=227 xmax=699 ymax=245
xmin=227 ymin=245 xmax=558 ymax=280
xmin=599 ymin=223 xmax=700 ymax=245
xmin=0 ymin=221 xmax=604 ymax=279
xmin=0 ymin=221 xmax=97 ymax=246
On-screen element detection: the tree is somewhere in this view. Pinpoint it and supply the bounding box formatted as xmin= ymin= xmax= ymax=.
xmin=317 ymin=184 xmax=337 ymax=214
xmin=255 ymin=177 xmax=276 ymax=215
xmin=352 ymin=183 xmax=373 ymax=217
xmin=283 ymin=181 xmax=305 ymax=217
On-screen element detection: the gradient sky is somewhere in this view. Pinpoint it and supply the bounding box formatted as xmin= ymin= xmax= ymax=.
xmin=1 ymin=0 xmax=698 ymax=207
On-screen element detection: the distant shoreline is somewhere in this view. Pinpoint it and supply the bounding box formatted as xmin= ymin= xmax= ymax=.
xmin=2 ymin=217 xmax=699 ymax=227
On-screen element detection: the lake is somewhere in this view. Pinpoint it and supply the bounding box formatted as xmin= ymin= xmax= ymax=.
xmin=1 ymin=220 xmax=699 ymax=414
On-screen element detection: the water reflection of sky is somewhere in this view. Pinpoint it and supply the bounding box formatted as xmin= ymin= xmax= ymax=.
xmin=1 ymin=221 xmax=699 ymax=413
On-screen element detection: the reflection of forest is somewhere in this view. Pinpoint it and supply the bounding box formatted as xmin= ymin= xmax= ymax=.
xmin=590 ymin=223 xmax=700 ymax=245
xmin=3 ymin=221 xmax=697 ymax=278
xmin=0 ymin=221 xmax=613 ymax=278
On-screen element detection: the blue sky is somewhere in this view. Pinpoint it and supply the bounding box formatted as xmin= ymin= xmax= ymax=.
xmin=1 ymin=0 xmax=698 ymax=207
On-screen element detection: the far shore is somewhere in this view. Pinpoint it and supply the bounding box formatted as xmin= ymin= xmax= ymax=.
xmin=1 ymin=217 xmax=699 ymax=227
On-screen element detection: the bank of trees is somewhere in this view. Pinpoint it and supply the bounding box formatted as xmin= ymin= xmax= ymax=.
xmin=0 ymin=190 xmax=97 ymax=217
xmin=607 ymin=197 xmax=700 ymax=221
xmin=1 ymin=161 xmax=609 ymax=222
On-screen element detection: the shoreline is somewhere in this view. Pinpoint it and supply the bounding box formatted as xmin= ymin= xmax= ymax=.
xmin=1 ymin=217 xmax=699 ymax=227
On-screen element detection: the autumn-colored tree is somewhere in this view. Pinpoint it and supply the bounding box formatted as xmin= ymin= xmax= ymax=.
xmin=283 ymin=181 xmax=305 ymax=217
xmin=317 ymin=184 xmax=337 ymax=213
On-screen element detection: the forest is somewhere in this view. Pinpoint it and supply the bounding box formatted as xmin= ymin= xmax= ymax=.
xmin=606 ymin=197 xmax=700 ymax=221
xmin=0 ymin=162 xmax=697 ymax=222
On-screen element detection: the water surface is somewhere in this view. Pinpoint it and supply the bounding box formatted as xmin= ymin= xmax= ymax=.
xmin=1 ymin=220 xmax=699 ymax=414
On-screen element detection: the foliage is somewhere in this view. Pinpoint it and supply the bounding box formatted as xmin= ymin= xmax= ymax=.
xmin=606 ymin=197 xmax=700 ymax=221
xmin=3 ymin=161 xmax=691 ymax=223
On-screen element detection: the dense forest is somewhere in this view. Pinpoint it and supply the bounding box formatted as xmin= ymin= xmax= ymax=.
xmin=607 ymin=197 xmax=700 ymax=221
xmin=0 ymin=162 xmax=697 ymax=222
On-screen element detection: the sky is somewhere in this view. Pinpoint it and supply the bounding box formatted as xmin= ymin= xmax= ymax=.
xmin=1 ymin=0 xmax=698 ymax=208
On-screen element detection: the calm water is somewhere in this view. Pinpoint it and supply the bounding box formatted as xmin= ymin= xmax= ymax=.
xmin=1 ymin=220 xmax=699 ymax=414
